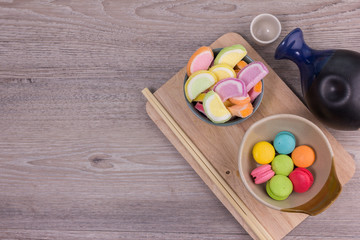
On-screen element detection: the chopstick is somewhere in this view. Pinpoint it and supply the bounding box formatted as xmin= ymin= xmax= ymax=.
xmin=142 ymin=88 xmax=273 ymax=240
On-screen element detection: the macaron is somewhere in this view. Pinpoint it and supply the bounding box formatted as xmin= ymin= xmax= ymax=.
xmin=291 ymin=145 xmax=316 ymax=168
xmin=289 ymin=168 xmax=314 ymax=193
xmin=273 ymin=131 xmax=296 ymax=155
xmin=250 ymin=164 xmax=275 ymax=184
xmin=271 ymin=154 xmax=294 ymax=176
xmin=252 ymin=141 xmax=275 ymax=164
xmin=266 ymin=175 xmax=293 ymax=200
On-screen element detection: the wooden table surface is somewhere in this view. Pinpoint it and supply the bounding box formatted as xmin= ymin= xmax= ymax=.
xmin=1 ymin=1 xmax=359 ymax=239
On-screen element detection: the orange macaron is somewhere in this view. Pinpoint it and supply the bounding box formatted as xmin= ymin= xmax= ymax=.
xmin=291 ymin=145 xmax=315 ymax=168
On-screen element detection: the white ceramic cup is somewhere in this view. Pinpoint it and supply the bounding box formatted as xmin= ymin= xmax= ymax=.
xmin=250 ymin=13 xmax=281 ymax=45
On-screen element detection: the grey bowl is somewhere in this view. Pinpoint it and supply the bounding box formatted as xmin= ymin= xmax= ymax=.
xmin=183 ymin=48 xmax=264 ymax=126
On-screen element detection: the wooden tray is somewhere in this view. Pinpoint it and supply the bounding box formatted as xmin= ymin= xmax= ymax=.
xmin=145 ymin=32 xmax=356 ymax=239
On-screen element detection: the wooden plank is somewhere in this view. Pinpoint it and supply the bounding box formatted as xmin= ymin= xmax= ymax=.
xmin=145 ymin=32 xmax=355 ymax=239
xmin=0 ymin=229 xmax=251 ymax=240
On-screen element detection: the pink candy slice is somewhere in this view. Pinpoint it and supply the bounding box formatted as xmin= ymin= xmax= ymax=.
xmin=249 ymin=86 xmax=261 ymax=102
xmin=237 ymin=61 xmax=269 ymax=91
xmin=194 ymin=102 xmax=205 ymax=115
xmin=190 ymin=51 xmax=214 ymax=75
xmin=212 ymin=78 xmax=247 ymax=102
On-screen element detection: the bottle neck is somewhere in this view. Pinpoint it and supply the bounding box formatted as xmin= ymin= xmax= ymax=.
xmin=275 ymin=28 xmax=334 ymax=95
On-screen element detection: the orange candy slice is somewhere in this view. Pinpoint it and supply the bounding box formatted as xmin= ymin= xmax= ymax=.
xmin=229 ymin=94 xmax=251 ymax=105
xmin=227 ymin=102 xmax=254 ymax=118
xmin=236 ymin=60 xmax=248 ymax=69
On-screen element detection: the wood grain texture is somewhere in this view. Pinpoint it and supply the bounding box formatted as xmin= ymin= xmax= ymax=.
xmin=0 ymin=0 xmax=359 ymax=239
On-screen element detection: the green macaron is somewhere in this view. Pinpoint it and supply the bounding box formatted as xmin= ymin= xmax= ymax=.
xmin=266 ymin=175 xmax=293 ymax=200
xmin=271 ymin=154 xmax=294 ymax=176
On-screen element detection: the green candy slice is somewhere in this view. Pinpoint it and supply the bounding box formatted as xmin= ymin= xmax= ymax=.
xmin=184 ymin=70 xmax=217 ymax=102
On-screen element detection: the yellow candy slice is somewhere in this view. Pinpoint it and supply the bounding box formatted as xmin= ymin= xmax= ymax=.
xmin=214 ymin=44 xmax=247 ymax=68
xmin=193 ymin=92 xmax=206 ymax=102
xmin=203 ymin=91 xmax=232 ymax=123
xmin=209 ymin=64 xmax=236 ymax=82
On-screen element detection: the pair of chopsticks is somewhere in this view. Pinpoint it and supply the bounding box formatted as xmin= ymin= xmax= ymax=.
xmin=142 ymin=88 xmax=273 ymax=240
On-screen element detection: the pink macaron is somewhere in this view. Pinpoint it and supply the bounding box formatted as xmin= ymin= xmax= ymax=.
xmin=288 ymin=168 xmax=314 ymax=193
xmin=250 ymin=164 xmax=275 ymax=184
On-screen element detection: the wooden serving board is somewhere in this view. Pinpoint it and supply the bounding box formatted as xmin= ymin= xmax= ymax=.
xmin=145 ymin=32 xmax=356 ymax=239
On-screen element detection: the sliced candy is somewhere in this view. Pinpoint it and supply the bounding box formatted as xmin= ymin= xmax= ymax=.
xmin=229 ymin=94 xmax=251 ymax=106
xmin=249 ymin=81 xmax=263 ymax=102
xmin=234 ymin=60 xmax=249 ymax=75
xmin=203 ymin=91 xmax=232 ymax=123
xmin=186 ymin=46 xmax=214 ymax=77
xmin=194 ymin=102 xmax=205 ymax=115
xmin=228 ymin=102 xmax=254 ymax=118
xmin=236 ymin=60 xmax=248 ymax=69
xmin=237 ymin=61 xmax=269 ymax=91
xmin=214 ymin=44 xmax=247 ymax=68
xmin=193 ymin=93 xmax=206 ymax=102
xmin=213 ymin=78 xmax=247 ymax=102
xmin=223 ymin=99 xmax=234 ymax=108
xmin=185 ymin=70 xmax=217 ymax=102
xmin=209 ymin=63 xmax=236 ymax=82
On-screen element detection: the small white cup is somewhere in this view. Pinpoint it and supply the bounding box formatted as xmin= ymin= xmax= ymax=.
xmin=250 ymin=13 xmax=281 ymax=45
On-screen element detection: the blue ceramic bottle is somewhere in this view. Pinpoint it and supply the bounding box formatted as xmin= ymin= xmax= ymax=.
xmin=275 ymin=28 xmax=360 ymax=130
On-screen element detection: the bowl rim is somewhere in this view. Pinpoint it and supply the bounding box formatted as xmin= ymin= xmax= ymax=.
xmin=238 ymin=113 xmax=334 ymax=210
xmin=183 ymin=48 xmax=264 ymax=126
